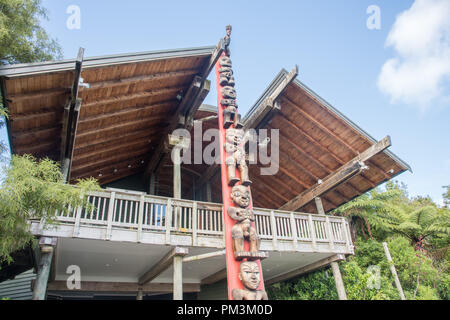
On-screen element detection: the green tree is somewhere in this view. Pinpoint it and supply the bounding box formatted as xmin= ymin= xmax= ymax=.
xmin=332 ymin=186 xmax=404 ymax=242
xmin=0 ymin=0 xmax=62 ymax=65
xmin=0 ymin=155 xmax=99 ymax=263
xmin=444 ymin=186 xmax=450 ymax=208
xmin=0 ymin=0 xmax=62 ymax=153
xmin=392 ymin=198 xmax=450 ymax=249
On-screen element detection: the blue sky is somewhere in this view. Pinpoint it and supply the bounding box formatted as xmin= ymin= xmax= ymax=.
xmin=3 ymin=0 xmax=449 ymax=204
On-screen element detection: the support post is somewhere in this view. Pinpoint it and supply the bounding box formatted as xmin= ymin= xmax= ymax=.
xmin=206 ymin=182 xmax=212 ymax=202
xmin=383 ymin=242 xmax=406 ymax=300
xmin=149 ymin=174 xmax=156 ymax=195
xmin=32 ymin=240 xmax=56 ymax=300
xmin=173 ymin=255 xmax=183 ymax=300
xmin=330 ymin=261 xmax=347 ymax=300
xmin=173 ymin=146 xmax=181 ymax=199
xmin=315 ymin=197 xmax=325 ymax=215
xmin=137 ymin=288 xmax=143 ymax=300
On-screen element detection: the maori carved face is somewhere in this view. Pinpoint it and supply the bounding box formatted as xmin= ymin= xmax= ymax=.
xmin=239 ymin=261 xmax=261 ymax=290
xmin=221 ymin=98 xmax=237 ymax=107
xmin=222 ymin=86 xmax=236 ymax=99
xmin=231 ymin=185 xmax=250 ymax=208
xmin=219 ymin=56 xmax=232 ymax=68
xmin=226 ymin=25 xmax=232 ymax=36
xmin=226 ymin=128 xmax=244 ymax=145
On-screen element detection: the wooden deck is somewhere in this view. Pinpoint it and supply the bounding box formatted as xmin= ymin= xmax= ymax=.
xmin=30 ymin=189 xmax=354 ymax=255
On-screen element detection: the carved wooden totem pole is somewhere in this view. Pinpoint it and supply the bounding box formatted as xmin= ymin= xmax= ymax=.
xmin=216 ymin=25 xmax=268 ymax=300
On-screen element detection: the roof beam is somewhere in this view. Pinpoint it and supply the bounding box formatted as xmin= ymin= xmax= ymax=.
xmin=61 ymin=48 xmax=84 ymax=181
xmin=81 ymin=69 xmax=198 ymax=91
xmin=47 ymin=281 xmax=200 ymax=293
xmin=144 ymin=76 xmax=203 ymax=179
xmin=201 ymin=268 xmax=227 ymax=285
xmin=282 ymin=95 xmax=390 ymax=181
xmin=80 ymin=86 xmax=186 ymax=112
xmin=265 ymin=254 xmax=345 ymax=286
xmin=7 ymin=73 xmax=190 ymax=103
xmin=138 ymin=247 xmax=188 ymax=285
xmin=279 ymin=136 xmax=391 ymax=212
xmin=243 ymin=65 xmax=298 ymax=130
xmin=274 ymin=113 xmax=372 ymax=191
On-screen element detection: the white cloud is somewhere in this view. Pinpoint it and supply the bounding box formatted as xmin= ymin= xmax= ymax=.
xmin=378 ymin=0 xmax=450 ymax=109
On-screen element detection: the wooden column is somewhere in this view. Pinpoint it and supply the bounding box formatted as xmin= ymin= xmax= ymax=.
xmin=173 ymin=146 xmax=181 ymax=199
xmin=32 ymin=244 xmax=55 ymax=300
xmin=149 ymin=174 xmax=156 ymax=195
xmin=315 ymin=197 xmax=325 ymax=215
xmin=173 ymin=255 xmax=183 ymax=300
xmin=330 ymin=261 xmax=347 ymax=300
xmin=136 ymin=288 xmax=143 ymax=300
xmin=206 ymin=182 xmax=212 ymax=202
xmin=383 ymin=242 xmax=406 ymax=300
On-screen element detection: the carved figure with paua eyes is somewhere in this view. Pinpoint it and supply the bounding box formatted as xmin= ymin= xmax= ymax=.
xmin=228 ymin=185 xmax=259 ymax=257
xmin=232 ymin=261 xmax=268 ymax=300
xmin=225 ymin=129 xmax=251 ymax=186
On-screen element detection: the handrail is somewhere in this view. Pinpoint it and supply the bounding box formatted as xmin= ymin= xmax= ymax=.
xmin=51 ymin=189 xmax=352 ymax=252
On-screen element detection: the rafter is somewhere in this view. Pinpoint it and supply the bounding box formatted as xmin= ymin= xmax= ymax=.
xmin=282 ymin=95 xmax=391 ymax=180
xmin=274 ymin=113 xmax=373 ymax=192
xmin=279 ymin=136 xmax=391 ymax=212
xmin=61 ymin=48 xmax=84 ymax=181
xmin=138 ymin=247 xmax=188 ymax=285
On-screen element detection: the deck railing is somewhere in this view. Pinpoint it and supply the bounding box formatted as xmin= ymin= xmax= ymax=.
xmin=50 ymin=189 xmax=352 ymax=253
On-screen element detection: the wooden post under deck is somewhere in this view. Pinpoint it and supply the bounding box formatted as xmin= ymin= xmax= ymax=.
xmin=315 ymin=196 xmax=347 ymax=300
xmin=32 ymin=245 xmax=54 ymax=300
xmin=383 ymin=242 xmax=406 ymax=300
xmin=331 ymin=262 xmax=347 ymax=300
xmin=173 ymin=146 xmax=181 ymax=199
xmin=173 ymin=255 xmax=183 ymax=300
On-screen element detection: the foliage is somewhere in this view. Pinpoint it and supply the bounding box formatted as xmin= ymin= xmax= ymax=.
xmin=0 ymin=0 xmax=62 ymax=156
xmin=269 ymin=182 xmax=449 ymax=300
xmin=268 ymin=269 xmax=337 ymax=300
xmin=333 ymin=181 xmax=450 ymax=250
xmin=333 ymin=184 xmax=405 ymax=242
xmin=444 ymin=186 xmax=450 ymax=208
xmin=0 ymin=0 xmax=62 ymax=65
xmin=0 ymin=155 xmax=100 ymax=264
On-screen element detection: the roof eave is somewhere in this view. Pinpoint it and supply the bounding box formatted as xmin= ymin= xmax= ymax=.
xmin=0 ymin=45 xmax=216 ymax=78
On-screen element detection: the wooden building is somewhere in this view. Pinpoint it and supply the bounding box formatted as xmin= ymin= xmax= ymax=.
xmin=0 ymin=41 xmax=410 ymax=300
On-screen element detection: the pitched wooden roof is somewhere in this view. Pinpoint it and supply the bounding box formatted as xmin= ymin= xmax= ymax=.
xmin=1 ymin=53 xmax=410 ymax=213
xmin=243 ymin=70 xmax=411 ymax=212
xmin=0 ymin=46 xmax=217 ymax=185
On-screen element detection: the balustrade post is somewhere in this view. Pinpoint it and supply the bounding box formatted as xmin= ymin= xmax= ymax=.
xmin=165 ymin=199 xmax=173 ymax=244
xmin=192 ymin=201 xmax=198 ymax=246
xmin=105 ymin=192 xmax=116 ymax=240
xmin=137 ymin=194 xmax=145 ymax=242
xmin=308 ymin=214 xmax=317 ymax=252
xmin=72 ymin=206 xmax=82 ymax=237
xmin=289 ymin=212 xmax=298 ymax=251
xmin=325 ymin=216 xmax=335 ymax=251
xmin=270 ymin=210 xmax=278 ymax=250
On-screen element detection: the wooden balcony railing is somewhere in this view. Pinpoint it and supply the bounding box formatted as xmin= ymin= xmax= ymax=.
xmin=41 ymin=189 xmax=353 ymax=254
